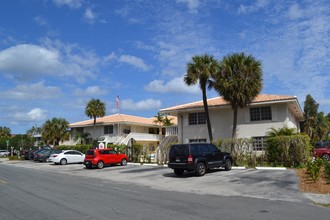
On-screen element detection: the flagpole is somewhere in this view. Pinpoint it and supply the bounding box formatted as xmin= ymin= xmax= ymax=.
xmin=116 ymin=95 xmax=120 ymax=143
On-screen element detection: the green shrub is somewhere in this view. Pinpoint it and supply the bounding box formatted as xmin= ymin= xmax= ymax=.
xmin=306 ymin=158 xmax=323 ymax=182
xmin=324 ymin=161 xmax=330 ymax=184
xmin=265 ymin=135 xmax=310 ymax=167
xmin=55 ymin=145 xmax=91 ymax=153
xmin=8 ymin=156 xmax=20 ymax=160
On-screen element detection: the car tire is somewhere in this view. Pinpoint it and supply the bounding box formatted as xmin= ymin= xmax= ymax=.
xmin=97 ymin=161 xmax=104 ymax=169
xmin=322 ymin=154 xmax=330 ymax=161
xmin=121 ymin=159 xmax=127 ymax=166
xmin=44 ymin=157 xmax=50 ymax=162
xmin=195 ymin=163 xmax=206 ymax=176
xmin=60 ymin=158 xmax=67 ymax=165
xmin=174 ymin=169 xmax=184 ymax=176
xmin=85 ymin=164 xmax=92 ymax=169
xmin=224 ymin=159 xmax=232 ymax=171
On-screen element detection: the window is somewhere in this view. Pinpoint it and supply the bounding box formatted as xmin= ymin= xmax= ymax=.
xmin=189 ymin=139 xmax=207 ymax=143
xmin=250 ymin=106 xmax=272 ymax=121
xmin=104 ymin=125 xmax=114 ymax=134
xmin=189 ymin=112 xmax=206 ymax=125
xmin=252 ymin=136 xmax=267 ymax=151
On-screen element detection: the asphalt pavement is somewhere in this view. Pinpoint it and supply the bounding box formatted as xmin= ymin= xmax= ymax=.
xmin=0 ymin=158 xmax=329 ymax=205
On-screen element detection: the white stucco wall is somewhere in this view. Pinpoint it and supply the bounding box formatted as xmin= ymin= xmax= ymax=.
xmin=178 ymin=103 xmax=301 ymax=143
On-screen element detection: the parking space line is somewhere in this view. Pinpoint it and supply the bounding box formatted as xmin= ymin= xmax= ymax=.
xmin=0 ymin=179 xmax=7 ymax=184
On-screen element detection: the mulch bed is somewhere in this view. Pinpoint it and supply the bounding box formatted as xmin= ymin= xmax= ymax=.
xmin=296 ymin=167 xmax=330 ymax=194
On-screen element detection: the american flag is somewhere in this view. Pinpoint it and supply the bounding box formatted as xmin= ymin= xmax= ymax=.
xmin=116 ymin=95 xmax=120 ymax=109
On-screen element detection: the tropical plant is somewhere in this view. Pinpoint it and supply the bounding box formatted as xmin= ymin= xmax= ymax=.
xmin=153 ymin=113 xmax=165 ymax=136
xmin=85 ymin=98 xmax=106 ymax=139
xmin=41 ymin=117 xmax=70 ymax=146
xmin=266 ymin=126 xmax=297 ymax=137
xmin=73 ymin=131 xmax=91 ymax=144
xmin=26 ymin=126 xmax=41 ymax=137
xmin=302 ymin=94 xmax=319 ymax=141
xmin=0 ymin=126 xmax=11 ymax=138
xmin=163 ymin=116 xmax=174 ymax=126
xmin=213 ymin=52 xmax=262 ymax=152
xmin=184 ymin=54 xmax=220 ymax=142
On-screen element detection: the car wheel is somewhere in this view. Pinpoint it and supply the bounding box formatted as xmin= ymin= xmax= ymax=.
xmin=195 ymin=163 xmax=206 ymax=176
xmin=97 ymin=161 xmax=104 ymax=169
xmin=224 ymin=159 xmax=232 ymax=171
xmin=60 ymin=158 xmax=67 ymax=165
xmin=85 ymin=164 xmax=92 ymax=169
xmin=322 ymin=154 xmax=330 ymax=161
xmin=174 ymin=169 xmax=184 ymax=176
xmin=44 ymin=157 xmax=50 ymax=162
xmin=121 ymin=159 xmax=127 ymax=166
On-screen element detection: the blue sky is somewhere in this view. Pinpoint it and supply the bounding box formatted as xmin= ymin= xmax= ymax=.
xmin=0 ymin=0 xmax=329 ymax=134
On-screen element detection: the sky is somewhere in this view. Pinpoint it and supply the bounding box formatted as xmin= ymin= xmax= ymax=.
xmin=0 ymin=0 xmax=329 ymax=134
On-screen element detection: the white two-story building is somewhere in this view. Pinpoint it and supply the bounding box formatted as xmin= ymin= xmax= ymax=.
xmin=159 ymin=94 xmax=304 ymax=151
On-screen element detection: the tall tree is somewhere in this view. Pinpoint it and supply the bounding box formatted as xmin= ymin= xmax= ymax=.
xmin=302 ymin=94 xmax=319 ymax=140
xmin=153 ymin=113 xmax=165 ymax=137
xmin=184 ymin=54 xmax=219 ymax=142
xmin=0 ymin=126 xmax=11 ymax=138
xmin=26 ymin=126 xmax=41 ymax=137
xmin=85 ymin=98 xmax=106 ymax=139
xmin=41 ymin=117 xmax=70 ymax=146
xmin=163 ymin=116 xmax=174 ymax=126
xmin=213 ymin=52 xmax=262 ymax=152
xmin=314 ymin=112 xmax=329 ymax=141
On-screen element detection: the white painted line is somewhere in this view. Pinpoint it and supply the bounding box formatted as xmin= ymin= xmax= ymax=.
xmin=255 ymin=167 xmax=286 ymax=170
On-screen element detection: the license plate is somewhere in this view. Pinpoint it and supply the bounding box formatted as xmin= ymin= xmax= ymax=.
xmin=176 ymin=157 xmax=180 ymax=162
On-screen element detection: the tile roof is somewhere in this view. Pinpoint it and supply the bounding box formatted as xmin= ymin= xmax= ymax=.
xmin=160 ymin=94 xmax=300 ymax=112
xmin=70 ymin=113 xmax=177 ymax=127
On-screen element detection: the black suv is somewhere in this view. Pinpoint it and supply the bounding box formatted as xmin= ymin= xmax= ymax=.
xmin=168 ymin=143 xmax=233 ymax=176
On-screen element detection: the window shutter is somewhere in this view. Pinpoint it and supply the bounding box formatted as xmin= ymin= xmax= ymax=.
xmin=244 ymin=108 xmax=250 ymax=123
xmin=271 ymin=105 xmax=278 ymax=121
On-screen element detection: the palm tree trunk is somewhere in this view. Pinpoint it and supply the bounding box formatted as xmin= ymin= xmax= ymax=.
xmin=231 ymin=107 xmax=238 ymax=153
xmin=93 ymin=117 xmax=96 ymax=139
xmin=202 ymin=88 xmax=213 ymax=142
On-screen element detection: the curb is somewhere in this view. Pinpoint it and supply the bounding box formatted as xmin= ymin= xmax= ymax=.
xmin=256 ymin=167 xmax=286 ymax=170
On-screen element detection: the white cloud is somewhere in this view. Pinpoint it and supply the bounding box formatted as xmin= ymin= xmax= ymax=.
xmin=2 ymin=82 xmax=61 ymax=99
xmin=11 ymin=108 xmax=48 ymax=122
xmin=118 ymin=55 xmax=150 ymax=71
xmin=176 ymin=0 xmax=200 ymax=13
xmin=52 ymin=0 xmax=83 ymax=9
xmin=238 ymin=0 xmax=270 ymax=14
xmin=288 ymin=4 xmax=304 ymax=20
xmin=145 ymin=76 xmax=199 ymax=94
xmin=34 ymin=16 xmax=48 ymax=26
xmin=0 ymin=40 xmax=98 ymax=83
xmin=74 ymin=86 xmax=106 ymax=96
xmin=0 ymin=44 xmax=62 ymax=79
xmin=121 ymin=98 xmax=161 ymax=111
xmin=84 ymin=8 xmax=96 ymax=23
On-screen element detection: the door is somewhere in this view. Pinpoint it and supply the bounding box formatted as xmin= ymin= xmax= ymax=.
xmin=207 ymin=144 xmax=222 ymax=166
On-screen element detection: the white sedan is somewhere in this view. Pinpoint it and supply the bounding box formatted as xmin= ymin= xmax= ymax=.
xmin=49 ymin=150 xmax=85 ymax=165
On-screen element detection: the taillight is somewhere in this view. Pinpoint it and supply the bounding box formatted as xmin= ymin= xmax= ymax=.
xmin=187 ymin=155 xmax=193 ymax=164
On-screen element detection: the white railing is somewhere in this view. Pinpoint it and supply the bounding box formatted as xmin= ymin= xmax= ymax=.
xmin=165 ymin=126 xmax=178 ymax=136
xmin=121 ymin=133 xmax=162 ymax=145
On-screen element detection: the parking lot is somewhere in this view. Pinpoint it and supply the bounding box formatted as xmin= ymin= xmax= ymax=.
xmin=1 ymin=158 xmax=315 ymax=204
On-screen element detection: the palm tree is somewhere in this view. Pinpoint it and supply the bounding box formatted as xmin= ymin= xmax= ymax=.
xmin=0 ymin=126 xmax=11 ymax=138
xmin=163 ymin=116 xmax=174 ymax=126
xmin=153 ymin=113 xmax=165 ymax=137
xmin=266 ymin=126 xmax=297 ymax=137
xmin=213 ymin=52 xmax=262 ymax=152
xmin=85 ymin=98 xmax=106 ymax=139
xmin=184 ymin=54 xmax=220 ymax=142
xmin=41 ymin=117 xmax=70 ymax=146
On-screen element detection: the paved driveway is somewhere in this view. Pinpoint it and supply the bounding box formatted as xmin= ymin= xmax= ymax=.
xmin=0 ymin=159 xmax=323 ymax=204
